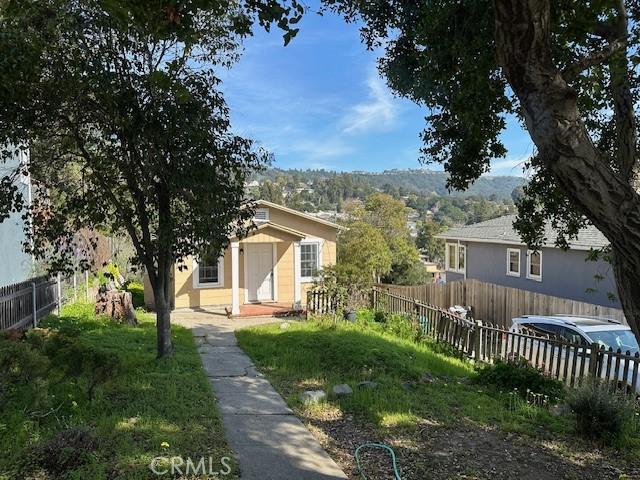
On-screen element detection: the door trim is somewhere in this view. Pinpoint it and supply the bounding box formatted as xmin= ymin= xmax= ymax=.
xmin=243 ymin=243 xmax=277 ymax=304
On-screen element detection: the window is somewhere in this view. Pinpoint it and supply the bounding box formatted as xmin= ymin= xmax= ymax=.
xmin=193 ymin=252 xmax=224 ymax=288
xmin=458 ymin=245 xmax=466 ymax=272
xmin=446 ymin=243 xmax=458 ymax=271
xmin=506 ymin=248 xmax=521 ymax=277
xmin=300 ymin=242 xmax=320 ymax=279
xmin=254 ymin=208 xmax=269 ymax=222
xmin=527 ymin=250 xmax=542 ymax=281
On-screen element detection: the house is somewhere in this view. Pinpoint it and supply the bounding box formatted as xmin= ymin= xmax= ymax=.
xmin=0 ymin=148 xmax=32 ymax=286
xmin=144 ymin=200 xmax=339 ymax=314
xmin=438 ymin=215 xmax=619 ymax=307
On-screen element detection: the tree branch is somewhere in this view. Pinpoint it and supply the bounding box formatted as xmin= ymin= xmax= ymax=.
xmin=561 ymin=39 xmax=625 ymax=82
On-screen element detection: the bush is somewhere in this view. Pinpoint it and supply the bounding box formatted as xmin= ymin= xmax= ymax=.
xmin=0 ymin=337 xmax=50 ymax=408
xmin=567 ymin=380 xmax=636 ymax=443
xmin=358 ymin=310 xmax=423 ymax=342
xmin=475 ymin=358 xmax=565 ymax=401
xmin=19 ymin=427 xmax=99 ymax=478
xmin=124 ymin=280 xmax=145 ymax=308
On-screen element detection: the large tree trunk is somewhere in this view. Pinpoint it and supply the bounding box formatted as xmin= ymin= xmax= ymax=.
xmin=494 ymin=0 xmax=640 ymax=340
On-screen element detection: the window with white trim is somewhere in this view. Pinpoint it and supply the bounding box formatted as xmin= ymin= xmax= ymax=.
xmin=458 ymin=245 xmax=466 ymax=272
xmin=446 ymin=243 xmax=457 ymax=271
xmin=507 ymin=248 xmax=521 ymax=276
xmin=194 ymin=252 xmax=224 ymax=288
xmin=527 ymin=250 xmax=542 ymax=281
xmin=254 ymin=208 xmax=269 ymax=222
xmin=300 ymin=242 xmax=320 ymax=280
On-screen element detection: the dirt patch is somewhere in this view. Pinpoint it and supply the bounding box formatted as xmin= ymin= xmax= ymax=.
xmin=299 ymin=407 xmax=640 ymax=480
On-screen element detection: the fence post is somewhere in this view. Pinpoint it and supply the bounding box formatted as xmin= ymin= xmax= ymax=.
xmin=56 ymin=273 xmax=62 ymax=315
xmin=31 ymin=281 xmax=37 ymax=327
xmin=474 ymin=321 xmax=482 ymax=362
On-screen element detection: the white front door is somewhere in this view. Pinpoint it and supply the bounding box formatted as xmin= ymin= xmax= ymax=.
xmin=246 ymin=243 xmax=274 ymax=302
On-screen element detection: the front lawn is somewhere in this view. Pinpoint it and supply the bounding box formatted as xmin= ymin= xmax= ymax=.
xmin=0 ymin=303 xmax=234 ymax=480
xmin=237 ymin=315 xmax=640 ymax=479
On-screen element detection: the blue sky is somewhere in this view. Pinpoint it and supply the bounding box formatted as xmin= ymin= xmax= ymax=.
xmin=221 ymin=7 xmax=534 ymax=176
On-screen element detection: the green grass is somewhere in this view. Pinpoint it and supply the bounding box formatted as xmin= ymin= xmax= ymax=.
xmin=237 ymin=317 xmax=573 ymax=437
xmin=0 ymin=303 xmax=234 ymax=480
xmin=124 ymin=281 xmax=145 ymax=308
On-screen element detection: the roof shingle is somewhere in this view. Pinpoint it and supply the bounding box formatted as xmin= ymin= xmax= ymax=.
xmin=437 ymin=215 xmax=608 ymax=250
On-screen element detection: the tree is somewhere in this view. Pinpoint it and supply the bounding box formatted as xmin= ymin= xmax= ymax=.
xmin=337 ymin=221 xmax=392 ymax=283
xmin=0 ymin=0 xmax=304 ymax=357
xmin=416 ymin=221 xmax=446 ymax=265
xmin=325 ymin=1 xmax=640 ymax=340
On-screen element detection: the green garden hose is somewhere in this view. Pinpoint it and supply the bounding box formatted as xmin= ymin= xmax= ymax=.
xmin=354 ymin=443 xmax=402 ymax=480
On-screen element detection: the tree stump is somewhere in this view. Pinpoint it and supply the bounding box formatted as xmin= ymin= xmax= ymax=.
xmin=95 ymin=288 xmax=138 ymax=325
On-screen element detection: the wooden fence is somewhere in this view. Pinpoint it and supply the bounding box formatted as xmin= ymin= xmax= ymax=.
xmin=0 ymin=276 xmax=59 ymax=330
xmin=378 ymin=279 xmax=626 ymax=328
xmin=372 ymin=287 xmax=640 ymax=393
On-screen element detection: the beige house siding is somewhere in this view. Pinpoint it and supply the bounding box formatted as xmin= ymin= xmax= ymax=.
xmin=144 ymin=202 xmax=339 ymax=311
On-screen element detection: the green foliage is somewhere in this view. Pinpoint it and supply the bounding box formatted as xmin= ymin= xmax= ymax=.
xmin=416 ymin=220 xmax=446 ymax=263
xmin=1 ymin=303 xmax=234 ymax=479
xmin=0 ymin=336 xmax=50 ymax=409
xmin=124 ymin=280 xmax=145 ymax=308
xmin=337 ymin=220 xmax=392 ymax=284
xmin=567 ymin=380 xmax=637 ymax=444
xmin=358 ymin=310 xmax=423 ymax=343
xmin=475 ymin=358 xmax=565 ymax=402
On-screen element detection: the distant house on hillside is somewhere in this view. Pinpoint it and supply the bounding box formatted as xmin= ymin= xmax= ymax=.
xmin=0 ymin=149 xmax=32 ymax=286
xmin=437 ymin=215 xmax=619 ymax=308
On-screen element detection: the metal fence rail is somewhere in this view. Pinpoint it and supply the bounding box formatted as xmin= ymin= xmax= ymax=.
xmin=0 ymin=276 xmax=59 ymax=330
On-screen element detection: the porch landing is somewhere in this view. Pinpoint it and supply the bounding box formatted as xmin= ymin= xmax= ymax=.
xmin=239 ymin=302 xmax=302 ymax=318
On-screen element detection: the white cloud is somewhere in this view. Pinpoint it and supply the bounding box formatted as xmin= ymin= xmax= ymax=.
xmin=488 ymin=155 xmax=530 ymax=176
xmin=341 ymin=74 xmax=397 ymax=134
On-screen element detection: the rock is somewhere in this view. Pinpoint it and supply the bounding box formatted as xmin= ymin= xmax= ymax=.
xmin=420 ymin=373 xmax=436 ymax=384
xmin=280 ymin=322 xmax=290 ymax=330
xmin=300 ymin=390 xmax=326 ymax=404
xmin=332 ymin=384 xmax=353 ymax=396
xmin=95 ymin=289 xmax=137 ymax=325
xmin=357 ymin=381 xmax=378 ymax=390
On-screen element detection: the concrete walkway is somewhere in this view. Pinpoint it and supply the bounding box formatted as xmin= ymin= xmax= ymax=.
xmin=173 ymin=310 xmax=347 ymax=480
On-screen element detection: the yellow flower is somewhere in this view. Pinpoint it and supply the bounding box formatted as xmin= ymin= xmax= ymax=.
xmin=160 ymin=441 xmax=170 ymax=449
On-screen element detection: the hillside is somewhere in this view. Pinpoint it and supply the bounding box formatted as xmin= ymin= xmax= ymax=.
xmin=253 ymin=168 xmax=523 ymax=200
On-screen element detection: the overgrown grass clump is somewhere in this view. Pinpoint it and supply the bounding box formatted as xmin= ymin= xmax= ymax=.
xmin=0 ymin=303 xmax=232 ymax=480
xmin=475 ymin=358 xmax=565 ymax=402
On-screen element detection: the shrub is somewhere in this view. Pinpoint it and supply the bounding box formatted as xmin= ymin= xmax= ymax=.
xmin=18 ymin=427 xmax=99 ymax=478
xmin=475 ymin=358 xmax=565 ymax=401
xmin=358 ymin=310 xmax=423 ymax=342
xmin=0 ymin=338 xmax=50 ymax=407
xmin=567 ymin=380 xmax=636 ymax=443
xmin=124 ymin=280 xmax=145 ymax=308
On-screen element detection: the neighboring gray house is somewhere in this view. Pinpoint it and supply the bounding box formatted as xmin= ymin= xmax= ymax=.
xmin=0 ymin=149 xmax=32 ymax=286
xmin=438 ymin=215 xmax=619 ymax=308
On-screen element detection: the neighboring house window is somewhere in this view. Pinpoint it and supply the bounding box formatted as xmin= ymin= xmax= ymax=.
xmin=254 ymin=208 xmax=269 ymax=222
xmin=193 ymin=253 xmax=224 ymax=288
xmin=446 ymin=243 xmax=458 ymax=271
xmin=445 ymin=242 xmax=465 ymax=274
xmin=506 ymin=248 xmax=521 ymax=277
xmin=458 ymin=245 xmax=466 ymax=273
xmin=527 ymin=250 xmax=542 ymax=281
xmin=300 ymin=241 xmax=321 ymax=280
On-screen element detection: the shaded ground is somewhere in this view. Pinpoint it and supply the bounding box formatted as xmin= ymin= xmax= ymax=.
xmin=237 ymin=320 xmax=640 ymax=480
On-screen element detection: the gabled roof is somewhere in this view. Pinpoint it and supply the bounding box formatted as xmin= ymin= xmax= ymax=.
xmin=437 ymin=215 xmax=608 ymax=251
xmin=230 ymin=221 xmax=307 ymax=241
xmin=256 ymin=200 xmax=342 ymax=229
